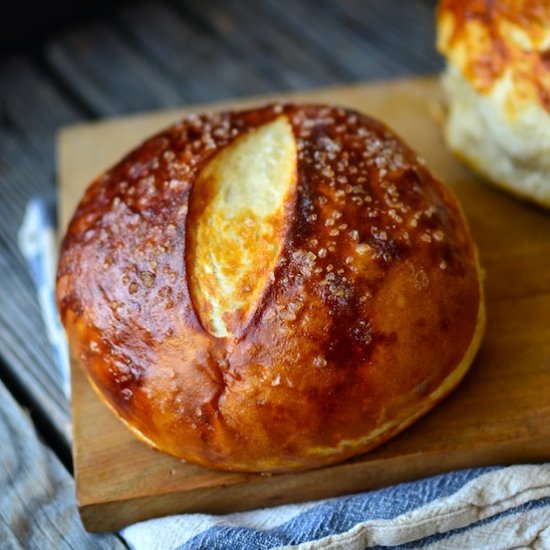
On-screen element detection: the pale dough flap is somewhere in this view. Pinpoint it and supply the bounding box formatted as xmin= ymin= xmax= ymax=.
xmin=188 ymin=116 xmax=297 ymax=337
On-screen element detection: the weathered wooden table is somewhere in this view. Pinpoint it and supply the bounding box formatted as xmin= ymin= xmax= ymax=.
xmin=0 ymin=1 xmax=440 ymax=546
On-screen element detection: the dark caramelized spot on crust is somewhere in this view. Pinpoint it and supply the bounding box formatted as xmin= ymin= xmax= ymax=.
xmin=57 ymin=103 xmax=481 ymax=472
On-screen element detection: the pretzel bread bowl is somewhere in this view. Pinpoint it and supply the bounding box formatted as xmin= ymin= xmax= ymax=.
xmin=57 ymin=104 xmax=484 ymax=473
xmin=437 ymin=0 xmax=550 ymax=208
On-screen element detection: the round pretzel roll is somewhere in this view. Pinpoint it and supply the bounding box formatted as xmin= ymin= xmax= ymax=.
xmin=57 ymin=104 xmax=484 ymax=473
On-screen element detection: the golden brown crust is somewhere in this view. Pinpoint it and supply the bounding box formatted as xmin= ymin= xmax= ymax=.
xmin=57 ymin=104 xmax=483 ymax=472
xmin=437 ymin=0 xmax=550 ymax=112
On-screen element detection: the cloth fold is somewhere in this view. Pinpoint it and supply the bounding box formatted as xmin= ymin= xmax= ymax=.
xmin=19 ymin=197 xmax=550 ymax=550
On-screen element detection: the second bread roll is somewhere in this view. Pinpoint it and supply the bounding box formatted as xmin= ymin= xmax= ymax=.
xmin=438 ymin=0 xmax=550 ymax=208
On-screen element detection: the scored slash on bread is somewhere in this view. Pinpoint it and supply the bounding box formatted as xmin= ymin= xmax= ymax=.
xmin=188 ymin=116 xmax=297 ymax=338
xmin=57 ymin=104 xmax=484 ymax=473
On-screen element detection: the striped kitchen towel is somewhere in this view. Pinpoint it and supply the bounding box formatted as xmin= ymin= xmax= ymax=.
xmin=19 ymin=196 xmax=550 ymax=550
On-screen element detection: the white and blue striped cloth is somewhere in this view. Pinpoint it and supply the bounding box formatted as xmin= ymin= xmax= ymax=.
xmin=19 ymin=197 xmax=550 ymax=550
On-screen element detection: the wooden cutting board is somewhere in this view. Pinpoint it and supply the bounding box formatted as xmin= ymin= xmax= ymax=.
xmin=58 ymin=76 xmax=550 ymax=532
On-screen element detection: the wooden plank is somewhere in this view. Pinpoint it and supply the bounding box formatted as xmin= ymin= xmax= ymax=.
xmin=0 ymin=378 xmax=124 ymax=548
xmin=38 ymin=0 xmax=442 ymax=118
xmin=59 ymin=76 xmax=550 ymax=531
xmin=329 ymin=0 xmax=442 ymax=72
xmin=172 ymin=0 xmax=349 ymax=87
xmin=256 ymin=0 xmax=412 ymax=78
xmin=116 ymin=2 xmax=275 ymax=103
xmin=0 ymin=58 xmax=86 ymax=442
xmin=45 ymin=21 xmax=183 ymax=117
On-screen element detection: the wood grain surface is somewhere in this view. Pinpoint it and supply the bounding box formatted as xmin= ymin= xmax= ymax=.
xmin=59 ymin=76 xmax=550 ymax=532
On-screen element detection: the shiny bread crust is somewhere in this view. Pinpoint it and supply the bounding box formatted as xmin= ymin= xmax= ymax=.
xmin=57 ymin=104 xmax=483 ymax=472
